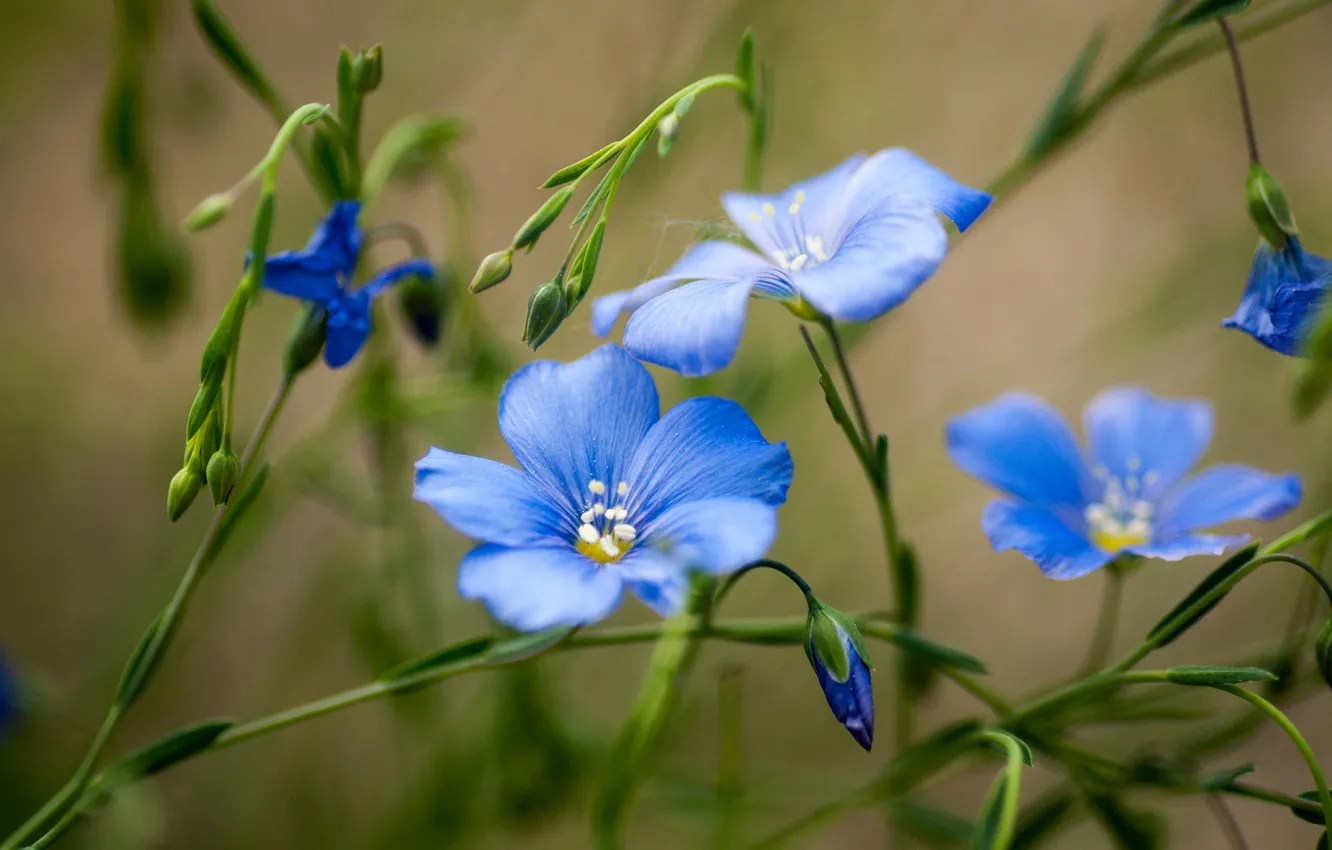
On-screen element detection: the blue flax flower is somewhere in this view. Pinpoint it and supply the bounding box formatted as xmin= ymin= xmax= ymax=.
xmin=946 ymin=387 xmax=1301 ymax=579
xmin=1224 ymin=237 xmax=1332 ymax=356
xmin=413 ymin=344 xmax=793 ymax=631
xmin=591 ymin=149 xmax=991 ymax=376
xmin=261 ymin=201 xmax=435 ymax=368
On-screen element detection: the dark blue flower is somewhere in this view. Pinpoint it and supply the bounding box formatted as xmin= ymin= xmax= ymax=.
xmin=413 ymin=344 xmax=793 ymax=631
xmin=1224 ymin=238 xmax=1332 ymax=356
xmin=0 ymin=654 xmax=18 ymax=736
xmin=261 ymin=201 xmax=435 ymax=368
xmin=946 ymin=387 xmax=1301 ymax=580
xmin=591 ymin=149 xmax=990 ymax=376
xmin=806 ymin=607 xmax=874 ymax=751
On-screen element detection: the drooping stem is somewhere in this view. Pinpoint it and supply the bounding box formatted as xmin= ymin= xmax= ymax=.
xmin=1077 ymin=564 xmax=1126 ymax=677
xmin=1204 ymin=794 xmax=1250 ymax=850
xmin=1217 ymin=17 xmax=1261 ymax=165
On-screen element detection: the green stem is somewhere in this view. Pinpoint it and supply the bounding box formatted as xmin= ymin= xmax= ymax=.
xmin=1077 ymin=566 xmax=1126 ymax=677
xmin=1213 ymin=684 xmax=1332 ymax=826
xmin=1203 ymin=794 xmax=1250 ymax=850
xmin=744 ymin=784 xmax=881 ymax=850
xmin=1223 ymin=781 xmax=1326 ymax=818
xmin=714 ymin=558 xmax=816 ymax=609
xmin=977 ymin=731 xmax=1026 ymax=850
xmin=1217 ymin=16 xmax=1261 ymax=166
xmin=714 ymin=665 xmax=745 ymax=850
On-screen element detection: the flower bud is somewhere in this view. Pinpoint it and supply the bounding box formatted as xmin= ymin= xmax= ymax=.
xmin=283 ymin=304 xmax=327 ymax=377
xmin=1316 ymin=619 xmax=1332 ymax=693
xmin=353 ymin=44 xmax=383 ymax=94
xmin=656 ymin=113 xmax=680 ymax=157
xmin=804 ymin=603 xmax=874 ymax=751
xmin=205 ymin=447 xmax=240 ymax=505
xmin=396 ymin=268 xmax=447 ymax=347
xmin=523 ymin=281 xmax=567 ymax=350
xmin=183 ymin=193 xmax=231 ymax=232
xmin=470 ymin=249 xmax=514 ymax=294
xmin=167 ymin=466 xmax=203 ymax=522
xmin=1246 ymin=164 xmax=1298 ymax=249
xmin=564 ymin=221 xmax=604 ymax=311
xmin=512 ymin=187 xmax=574 ymax=251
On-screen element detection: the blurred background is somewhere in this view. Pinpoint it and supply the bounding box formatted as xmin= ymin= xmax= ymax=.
xmin=2 ymin=0 xmax=1332 ymax=846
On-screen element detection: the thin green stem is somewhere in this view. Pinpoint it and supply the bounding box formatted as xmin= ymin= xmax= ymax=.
xmin=1077 ymin=566 xmax=1125 ymax=677
xmin=1223 ymin=780 xmax=1325 ymax=817
xmin=1217 ymin=17 xmax=1261 ymax=165
xmin=714 ymin=558 xmax=816 ymax=609
xmin=942 ymin=669 xmax=1013 ymax=715
xmin=821 ymin=320 xmax=872 ymax=447
xmin=1204 ymin=794 xmax=1250 ymax=850
xmin=977 ymin=731 xmax=1026 ymax=850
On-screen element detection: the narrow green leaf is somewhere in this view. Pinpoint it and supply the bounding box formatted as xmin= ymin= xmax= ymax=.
xmin=1177 ymin=0 xmax=1251 ymax=28
xmin=1011 ymin=791 xmax=1076 ymax=849
xmin=487 ymin=626 xmax=574 ymax=664
xmin=310 ymin=126 xmax=349 ymax=199
xmin=113 ymin=614 xmax=165 ymax=708
xmin=1026 ymin=27 xmax=1105 ymax=160
xmin=889 ymin=798 xmax=973 ymax=847
xmin=888 ymin=627 xmax=987 ymax=674
xmin=1199 ymin=763 xmax=1256 ymax=791
xmin=1086 ymin=794 xmax=1165 ymax=850
xmin=1266 ymin=509 xmax=1332 ymax=554
xmin=971 ymin=772 xmax=1010 ymax=849
xmin=571 ymin=167 xmax=614 ymax=227
xmin=541 ymin=142 xmax=617 ymax=188
xmin=620 ymin=131 xmax=651 ymax=175
xmin=1146 ymin=542 xmax=1260 ymax=646
xmin=379 ymin=635 xmax=496 ymax=687
xmin=736 ymin=29 xmax=756 ymax=111
xmin=1318 ymin=829 xmax=1329 ymax=850
xmin=1292 ymin=790 xmax=1327 ymax=826
xmin=1166 ymin=665 xmax=1276 ymax=686
xmin=191 ymin=0 xmax=276 ymax=105
xmin=116 ymin=719 xmax=234 ymax=779
xmin=883 ymin=720 xmax=983 ymax=795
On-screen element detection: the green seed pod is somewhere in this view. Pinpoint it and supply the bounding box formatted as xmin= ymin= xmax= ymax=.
xmin=183 ymin=193 xmax=231 ymax=232
xmin=1246 ymin=163 xmax=1298 ymax=249
xmin=512 ymin=187 xmax=574 ymax=251
xmin=205 ymin=448 xmax=240 ymax=505
xmin=470 ymin=249 xmax=514 ymax=294
xmin=167 ymin=467 xmax=203 ymax=522
xmin=523 ymin=281 xmax=567 ymax=350
xmin=283 ymin=304 xmax=328 ymax=377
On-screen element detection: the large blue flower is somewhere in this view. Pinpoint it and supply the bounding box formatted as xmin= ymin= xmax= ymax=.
xmin=261 ymin=201 xmax=435 ymax=368
xmin=413 ymin=344 xmax=794 ymax=631
xmin=1224 ymin=237 xmax=1332 ymax=356
xmin=590 ymin=149 xmax=990 ymax=376
xmin=946 ymin=387 xmax=1301 ymax=580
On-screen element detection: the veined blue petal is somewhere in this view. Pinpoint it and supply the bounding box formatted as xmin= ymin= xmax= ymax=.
xmin=1083 ymin=387 xmax=1212 ymax=499
xmin=591 ymin=241 xmax=773 ymax=336
xmin=304 ymin=201 xmax=363 ymax=270
xmin=1224 ymin=239 xmax=1332 ymax=356
xmin=1156 ymin=465 xmax=1301 ymax=538
xmin=982 ymin=500 xmax=1112 ymax=579
xmin=812 ymin=626 xmax=874 ymax=751
xmin=458 ymin=544 xmax=625 ymax=631
xmin=324 ymin=291 xmax=372 ymax=368
xmin=499 ymin=344 xmax=659 ymax=516
xmin=617 ymin=548 xmax=691 ymax=616
xmin=947 ymin=393 xmax=1093 ymax=516
xmin=639 ymin=497 xmax=779 ymax=574
xmin=361 ymin=258 xmax=436 ymax=299
xmin=791 ymin=197 xmax=949 ymax=322
xmin=413 ymin=447 xmax=568 ymax=546
xmin=621 ymin=277 xmax=766 ymax=377
xmin=261 ymin=253 xmax=342 ymax=303
xmin=1124 ymin=533 xmax=1249 ymax=561
xmin=721 ymin=155 xmax=866 ymax=259
xmin=625 ymin=397 xmax=792 ymax=520
xmin=845 ymin=148 xmax=992 ymax=231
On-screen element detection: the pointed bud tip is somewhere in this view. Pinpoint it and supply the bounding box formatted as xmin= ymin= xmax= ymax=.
xmin=184 ymin=194 xmax=231 ymax=232
xmin=524 ymin=281 xmax=567 ymax=350
xmin=1246 ymin=164 xmax=1298 ymax=249
xmin=205 ymin=448 xmax=240 ymax=505
xmin=167 ymin=467 xmax=203 ymax=521
xmin=470 ymin=249 xmax=514 ymax=294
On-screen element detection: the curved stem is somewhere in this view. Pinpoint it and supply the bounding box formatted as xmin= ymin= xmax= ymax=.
xmin=977 ymin=731 xmax=1026 ymax=850
xmin=1217 ymin=17 xmax=1261 ymax=165
xmin=713 ymin=558 xmax=816 ymax=609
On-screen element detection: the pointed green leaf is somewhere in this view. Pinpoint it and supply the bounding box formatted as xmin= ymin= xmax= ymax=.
xmin=571 ymin=167 xmax=614 ymax=227
xmin=736 ymin=29 xmax=756 ymax=111
xmin=971 ymin=771 xmax=1011 ymax=849
xmin=1200 ymin=762 xmax=1256 ymax=791
xmin=1292 ymin=791 xmax=1327 ymax=826
xmin=1026 ymin=27 xmax=1105 ymax=160
xmin=379 ymin=635 xmax=495 ymax=690
xmin=888 ymin=627 xmax=987 ymax=674
xmin=889 ymin=798 xmax=973 ymax=846
xmin=117 ymin=718 xmax=234 ymax=779
xmin=191 ymin=0 xmax=277 ymax=105
xmin=1166 ymin=665 xmax=1276 ymax=686
xmin=1086 ymin=794 xmax=1165 ymax=850
xmin=488 ymin=626 xmax=575 ymax=664
xmin=1146 ymin=542 xmax=1260 ymax=646
xmin=1011 ymin=791 xmax=1076 ymax=849
xmin=113 ymin=614 xmax=165 ymax=708
xmin=1177 ymin=0 xmax=1251 ymax=28
xmin=541 ymin=142 xmax=618 ymax=188
xmin=1265 ymin=509 xmax=1332 ymax=554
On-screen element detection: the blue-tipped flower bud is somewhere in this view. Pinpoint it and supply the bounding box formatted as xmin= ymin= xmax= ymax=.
xmin=167 ymin=466 xmax=203 ymax=522
xmin=1316 ymin=619 xmax=1332 ymax=693
xmin=523 ymin=280 xmax=567 ymax=350
xmin=470 ymin=249 xmax=514 ymax=294
xmin=205 ymin=447 xmax=240 ymax=505
xmin=1246 ymin=163 xmax=1298 ymax=249
xmin=804 ymin=604 xmax=874 ymax=751
xmin=512 ymin=187 xmax=574 ymax=251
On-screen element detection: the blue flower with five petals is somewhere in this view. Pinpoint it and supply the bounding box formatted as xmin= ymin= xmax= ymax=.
xmin=261 ymin=201 xmax=435 ymax=368
xmin=591 ymin=149 xmax=990 ymax=376
xmin=413 ymin=344 xmax=793 ymax=631
xmin=946 ymin=387 xmax=1301 ymax=579
xmin=1224 ymin=237 xmax=1332 ymax=356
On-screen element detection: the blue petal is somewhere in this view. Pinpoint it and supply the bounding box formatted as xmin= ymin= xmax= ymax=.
xmin=499 ymin=344 xmax=659 ymax=518
xmin=324 ymin=291 xmax=372 ymax=368
xmin=1156 ymin=465 xmax=1302 ymax=538
xmin=625 ymin=397 xmax=792 ymax=521
xmin=304 ymin=201 xmax=363 ymax=269
xmin=982 ymin=500 xmax=1112 ymax=580
xmin=947 ymin=393 xmax=1093 ymax=516
xmin=0 ymin=654 xmax=16 ymax=735
xmin=1083 ymin=387 xmax=1212 ymax=499
xmin=722 ymin=155 xmax=866 ymax=259
xmin=621 ymin=277 xmax=765 ymax=377
xmin=591 ymin=241 xmax=773 ymax=336
xmin=813 ymin=628 xmax=874 ymax=751
xmin=361 ymin=258 xmax=436 ymax=299
xmin=639 ymin=497 xmax=780 ymax=574
xmin=458 ymin=544 xmax=624 ymax=631
xmin=1224 ymin=239 xmax=1332 ymax=356
xmin=1124 ymin=533 xmax=1249 ymax=561
xmin=845 ymin=148 xmax=992 ymax=231
xmin=617 ymin=548 xmax=690 ymax=616
xmin=791 ymin=197 xmax=949 ymax=322
xmin=413 ymin=447 xmax=568 ymax=546
xmin=262 ymin=253 xmax=342 ymax=303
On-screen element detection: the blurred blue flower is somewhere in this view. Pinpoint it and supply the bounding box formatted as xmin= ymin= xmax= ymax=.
xmin=0 ymin=654 xmax=17 ymax=735
xmin=261 ymin=201 xmax=435 ymax=367
xmin=806 ymin=608 xmax=874 ymax=751
xmin=1224 ymin=238 xmax=1332 ymax=356
xmin=946 ymin=387 xmax=1301 ymax=580
xmin=413 ymin=344 xmax=793 ymax=631
xmin=590 ymin=149 xmax=990 ymax=376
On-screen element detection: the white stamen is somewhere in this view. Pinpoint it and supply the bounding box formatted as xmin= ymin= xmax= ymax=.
xmin=617 ymin=481 xmax=629 ymax=496
xmin=1125 ymin=475 xmax=1139 ymax=492
xmin=1143 ymin=470 xmax=1159 ymax=486
xmin=613 ymin=523 xmax=637 ymax=542
xmin=593 ymin=503 xmax=606 ymax=516
xmin=580 ymin=509 xmax=595 ymax=524
xmin=762 ymin=203 xmax=775 ymax=217
xmin=805 ymin=235 xmax=829 ymax=263
xmin=578 ymin=524 xmax=600 ymax=545
xmin=588 ymin=479 xmax=606 ymax=495
xmin=788 ymin=253 xmax=809 ymax=271
xmin=788 ymin=191 xmax=805 ymax=215
xmin=599 ymin=535 xmax=620 ymax=558
xmin=1127 ymin=457 xmax=1142 ymax=471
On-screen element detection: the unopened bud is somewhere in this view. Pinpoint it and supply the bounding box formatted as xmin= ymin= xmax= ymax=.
xmin=205 ymin=448 xmax=240 ymax=505
xmin=512 ymin=187 xmax=574 ymax=251
xmin=184 ymin=193 xmax=232 ymax=232
xmin=565 ymin=221 xmax=605 ymax=311
xmin=1246 ymin=164 xmax=1298 ymax=249
xmin=284 ymin=305 xmax=328 ymax=377
xmin=804 ymin=602 xmax=874 ymax=751
xmin=354 ymin=44 xmax=383 ymax=94
xmin=656 ymin=114 xmax=680 ymax=157
xmin=470 ymin=249 xmax=513 ymax=294
xmin=1316 ymin=619 xmax=1332 ymax=692
xmin=167 ymin=467 xmax=203 ymax=522
xmin=523 ymin=281 xmax=567 ymax=350
xmin=397 ymin=269 xmax=448 ymax=347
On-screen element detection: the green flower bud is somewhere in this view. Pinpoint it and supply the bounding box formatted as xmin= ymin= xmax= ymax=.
xmin=183 ymin=193 xmax=231 ymax=232
xmin=656 ymin=114 xmax=680 ymax=157
xmin=353 ymin=44 xmax=383 ymax=94
xmin=1316 ymin=619 xmax=1332 ymax=692
xmin=512 ymin=187 xmax=574 ymax=251
xmin=470 ymin=249 xmax=514 ymax=294
xmin=167 ymin=467 xmax=202 ymax=522
xmin=803 ymin=602 xmax=874 ymax=751
xmin=205 ymin=448 xmax=240 ymax=505
xmin=1246 ymin=163 xmax=1298 ymax=249
xmin=565 ymin=220 xmax=605 ymax=311
xmin=283 ymin=304 xmax=328 ymax=377
xmin=523 ymin=281 xmax=567 ymax=350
